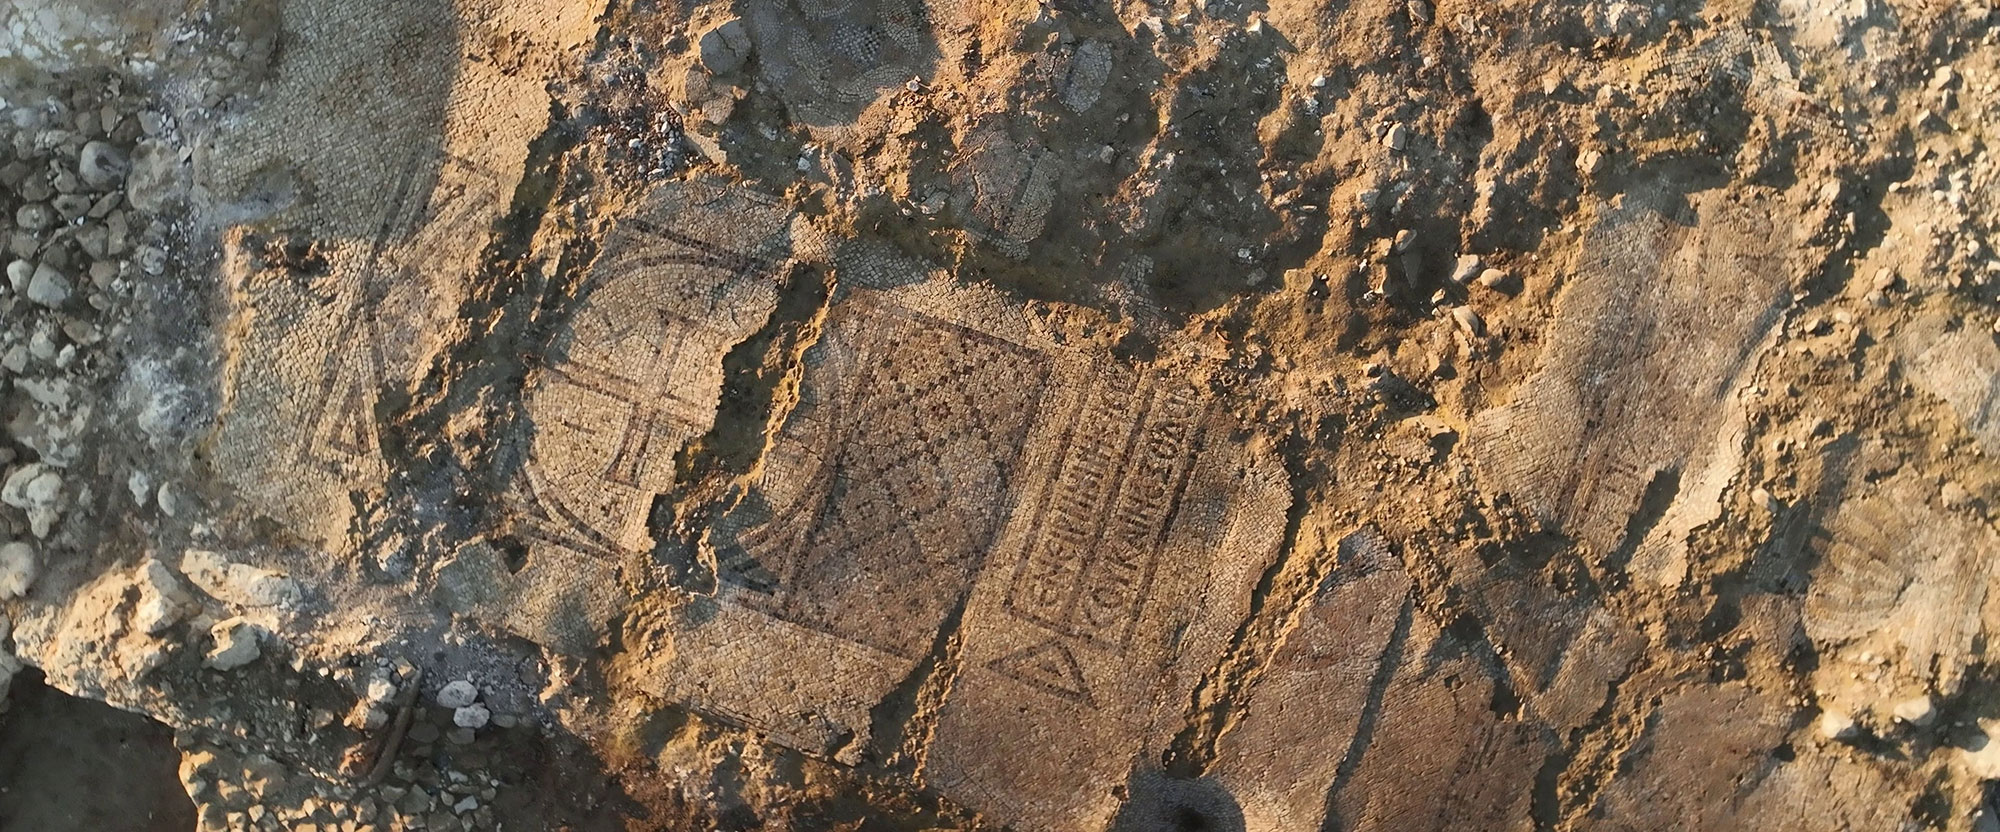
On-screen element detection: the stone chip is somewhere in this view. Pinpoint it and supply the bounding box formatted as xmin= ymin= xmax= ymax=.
xmin=1 ymin=463 xmax=66 ymax=538
xmin=0 ymin=541 xmax=37 ymax=599
xmin=26 ymin=262 xmax=72 ymax=307
xmin=134 ymin=558 xmax=196 ymax=634
xmin=78 ymin=140 xmax=129 ymax=190
xmin=207 ymin=617 xmax=266 ymax=670
xmin=437 ymin=679 xmax=479 ymax=709
xmin=698 ymin=19 xmax=753 ymax=75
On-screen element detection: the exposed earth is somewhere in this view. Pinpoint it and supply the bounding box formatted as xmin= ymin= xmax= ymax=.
xmin=1 ymin=0 xmax=1999 ymax=830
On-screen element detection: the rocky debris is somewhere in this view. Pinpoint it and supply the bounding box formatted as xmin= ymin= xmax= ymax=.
xmin=133 ymin=558 xmax=195 ymax=635
xmin=1751 ymin=487 xmax=1782 ymax=515
xmin=436 ymin=679 xmax=478 ymax=709
xmin=1449 ymin=253 xmax=1482 ymax=284
xmin=1892 ymin=695 xmax=1937 ymax=728
xmin=0 ymin=66 xmax=167 ymax=564
xmin=1819 ymin=709 xmax=1859 ymax=741
xmin=1 ymin=463 xmax=64 ymax=538
xmin=0 ymin=542 xmax=36 ymax=599
xmin=1588 ymin=1 xmax=1654 ymax=37
xmin=205 ymin=618 xmax=264 ymax=671
xmin=698 ymin=19 xmax=752 ymax=76
xmin=452 ymin=703 xmax=489 ymax=730
xmin=181 ymin=550 xmax=303 ymax=609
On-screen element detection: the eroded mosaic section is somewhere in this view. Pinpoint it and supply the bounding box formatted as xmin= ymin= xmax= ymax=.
xmin=1468 ymin=190 xmax=1802 ymax=588
xmin=458 ymin=182 xmax=802 ymax=653
xmin=711 ymin=296 xmax=1051 ymax=659
xmin=538 ymin=229 xmax=1296 ymax=828
xmin=740 ymin=0 xmax=939 ymax=127
xmin=212 ymin=148 xmax=507 ymax=543
xmin=205 ymin=0 xmax=593 ymax=546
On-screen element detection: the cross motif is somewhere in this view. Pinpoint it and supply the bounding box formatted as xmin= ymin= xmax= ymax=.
xmin=550 ymin=307 xmax=709 ymax=488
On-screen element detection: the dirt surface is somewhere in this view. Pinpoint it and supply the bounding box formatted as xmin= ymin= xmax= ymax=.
xmin=0 ymin=669 xmax=194 ymax=831
xmin=1 ymin=0 xmax=1999 ymax=830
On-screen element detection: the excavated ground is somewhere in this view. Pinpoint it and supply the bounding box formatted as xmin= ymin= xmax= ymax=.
xmin=1 ymin=0 xmax=1998 ymax=830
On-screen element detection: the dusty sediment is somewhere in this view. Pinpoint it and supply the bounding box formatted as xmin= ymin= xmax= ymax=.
xmin=1 ymin=0 xmax=1999 ymax=830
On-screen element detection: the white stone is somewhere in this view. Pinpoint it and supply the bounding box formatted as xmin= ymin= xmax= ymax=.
xmin=1 ymin=464 xmax=64 ymax=538
xmin=1818 ymin=709 xmax=1857 ymax=740
xmin=437 ymin=679 xmax=479 ymax=709
xmin=1892 ymin=695 xmax=1936 ymax=727
xmin=0 ymin=541 xmax=37 ymax=599
xmin=1577 ymin=148 xmax=1606 ymax=176
xmin=206 ymin=617 xmax=264 ymax=670
xmin=134 ymin=558 xmax=194 ymax=634
xmin=453 ymin=703 xmax=491 ymax=730
xmin=1452 ymin=305 xmax=1486 ymax=337
xmin=156 ymin=481 xmax=183 ymax=517
xmin=181 ymin=549 xmax=302 ymax=609
xmin=1449 ymin=253 xmax=1483 ymax=284
xmin=1383 ymin=123 xmax=1410 ymax=152
xmin=365 ymin=673 xmax=398 ymax=704
xmin=77 ymin=140 xmax=128 ymax=190
xmin=25 ymin=262 xmax=70 ymax=307
xmin=5 ymin=260 xmax=32 ymax=292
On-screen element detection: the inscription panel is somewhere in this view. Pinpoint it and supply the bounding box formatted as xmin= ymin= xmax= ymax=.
xmin=1004 ymin=370 xmax=1203 ymax=654
xmin=583 ymin=217 xmax=1294 ymax=829
xmin=929 ymin=432 xmax=1291 ymax=832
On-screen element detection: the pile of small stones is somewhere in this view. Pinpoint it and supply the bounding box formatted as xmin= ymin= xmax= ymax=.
xmin=0 ymin=68 xmax=176 ymax=698
xmin=179 ymin=663 xmax=526 ymax=832
xmin=182 ymin=744 xmax=511 ymax=832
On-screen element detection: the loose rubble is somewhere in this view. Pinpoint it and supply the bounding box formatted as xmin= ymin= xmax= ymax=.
xmin=3 ymin=0 xmax=2000 ymax=830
